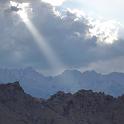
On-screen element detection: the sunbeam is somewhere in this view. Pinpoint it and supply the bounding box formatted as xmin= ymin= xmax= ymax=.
xmin=17 ymin=9 xmax=29 ymax=22
xmin=16 ymin=5 xmax=64 ymax=74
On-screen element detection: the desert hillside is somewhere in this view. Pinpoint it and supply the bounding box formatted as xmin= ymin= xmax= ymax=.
xmin=0 ymin=82 xmax=124 ymax=124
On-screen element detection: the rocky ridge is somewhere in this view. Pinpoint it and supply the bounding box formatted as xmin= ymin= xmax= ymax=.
xmin=0 ymin=82 xmax=124 ymax=124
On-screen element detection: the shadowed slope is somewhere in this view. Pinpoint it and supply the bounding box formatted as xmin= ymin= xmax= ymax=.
xmin=0 ymin=82 xmax=124 ymax=124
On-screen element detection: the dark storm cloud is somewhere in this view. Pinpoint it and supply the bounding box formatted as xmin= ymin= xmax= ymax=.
xmin=0 ymin=0 xmax=124 ymax=75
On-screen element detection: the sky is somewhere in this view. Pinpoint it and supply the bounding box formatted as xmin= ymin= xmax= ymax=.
xmin=0 ymin=0 xmax=124 ymax=75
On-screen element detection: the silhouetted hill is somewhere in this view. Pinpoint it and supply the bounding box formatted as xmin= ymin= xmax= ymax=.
xmin=0 ymin=82 xmax=124 ymax=124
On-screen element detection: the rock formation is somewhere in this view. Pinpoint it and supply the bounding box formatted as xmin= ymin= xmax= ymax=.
xmin=0 ymin=82 xmax=124 ymax=124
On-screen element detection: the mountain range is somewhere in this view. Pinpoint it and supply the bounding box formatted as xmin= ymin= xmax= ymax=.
xmin=0 ymin=82 xmax=124 ymax=124
xmin=0 ymin=67 xmax=124 ymax=98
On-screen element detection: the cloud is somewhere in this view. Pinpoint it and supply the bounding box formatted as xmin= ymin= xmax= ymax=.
xmin=80 ymin=56 xmax=124 ymax=74
xmin=0 ymin=0 xmax=124 ymax=75
xmin=88 ymin=19 xmax=120 ymax=44
xmin=41 ymin=0 xmax=66 ymax=6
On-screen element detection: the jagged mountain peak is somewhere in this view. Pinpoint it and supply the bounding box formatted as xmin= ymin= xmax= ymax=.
xmin=62 ymin=69 xmax=82 ymax=76
xmin=0 ymin=67 xmax=124 ymax=97
xmin=0 ymin=81 xmax=24 ymax=93
xmin=82 ymin=70 xmax=100 ymax=76
xmin=48 ymin=91 xmax=72 ymax=101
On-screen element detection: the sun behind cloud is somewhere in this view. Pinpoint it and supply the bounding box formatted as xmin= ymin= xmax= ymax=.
xmin=9 ymin=1 xmax=30 ymax=22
